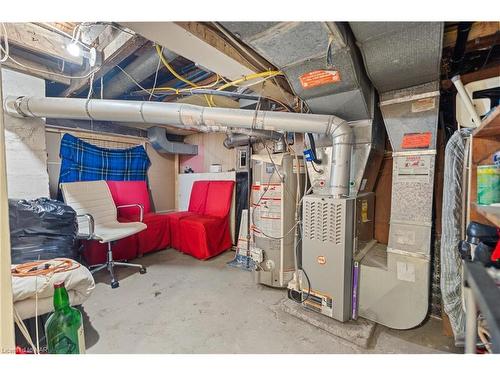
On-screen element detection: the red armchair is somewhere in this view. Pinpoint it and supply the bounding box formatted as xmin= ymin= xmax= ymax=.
xmin=82 ymin=180 xmax=170 ymax=265
xmin=107 ymin=181 xmax=170 ymax=256
xmin=172 ymin=180 xmax=234 ymax=260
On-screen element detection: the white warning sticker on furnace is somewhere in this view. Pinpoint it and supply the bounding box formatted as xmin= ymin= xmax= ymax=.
xmin=396 ymin=261 xmax=416 ymax=282
xmin=251 ymin=183 xmax=282 ymax=238
xmin=395 ymin=155 xmax=431 ymax=184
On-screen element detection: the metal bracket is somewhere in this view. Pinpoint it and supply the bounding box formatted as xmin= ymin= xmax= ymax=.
xmin=76 ymin=213 xmax=95 ymax=240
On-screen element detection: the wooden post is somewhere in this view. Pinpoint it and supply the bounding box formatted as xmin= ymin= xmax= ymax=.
xmin=0 ymin=67 xmax=16 ymax=354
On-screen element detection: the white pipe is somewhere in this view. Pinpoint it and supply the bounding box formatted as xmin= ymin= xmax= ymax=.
xmin=4 ymin=95 xmax=353 ymax=195
xmin=451 ymin=75 xmax=482 ymax=128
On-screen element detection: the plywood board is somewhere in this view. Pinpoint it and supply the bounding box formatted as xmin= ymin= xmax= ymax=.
xmin=433 ymin=128 xmax=445 ymax=237
xmin=374 ymin=155 xmax=393 ymax=245
xmin=146 ymin=144 xmax=176 ymax=212
xmin=182 ymin=132 xmax=236 ymax=173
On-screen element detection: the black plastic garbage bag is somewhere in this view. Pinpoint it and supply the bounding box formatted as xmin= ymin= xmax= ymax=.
xmin=9 ymin=198 xmax=78 ymax=264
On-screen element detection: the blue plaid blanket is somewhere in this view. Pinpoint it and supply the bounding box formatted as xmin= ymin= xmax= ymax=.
xmin=58 ymin=133 xmax=151 ymax=185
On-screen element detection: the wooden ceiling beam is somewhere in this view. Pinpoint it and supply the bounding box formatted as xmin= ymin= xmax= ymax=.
xmin=3 ymin=23 xmax=83 ymax=65
xmin=441 ymin=64 xmax=499 ymax=91
xmin=443 ymin=22 xmax=499 ymax=49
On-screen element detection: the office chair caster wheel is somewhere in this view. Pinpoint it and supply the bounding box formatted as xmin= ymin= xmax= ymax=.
xmin=111 ymin=281 xmax=120 ymax=289
xmin=140 ymin=267 xmax=147 ymax=274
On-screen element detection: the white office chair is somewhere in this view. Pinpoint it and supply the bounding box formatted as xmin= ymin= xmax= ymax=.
xmin=60 ymin=180 xmax=148 ymax=288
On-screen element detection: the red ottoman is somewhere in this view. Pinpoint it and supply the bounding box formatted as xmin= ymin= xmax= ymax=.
xmin=178 ymin=180 xmax=235 ymax=259
xmin=167 ymin=180 xmax=210 ymax=250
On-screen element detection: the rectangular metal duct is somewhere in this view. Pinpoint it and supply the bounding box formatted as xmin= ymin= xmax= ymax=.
xmin=349 ymin=22 xmax=444 ymax=93
xmin=380 ymin=82 xmax=440 ymax=260
xmin=147 ymin=126 xmax=198 ymax=155
xmin=354 ymin=22 xmax=444 ymax=329
xmin=221 ymin=22 xmax=374 ymax=121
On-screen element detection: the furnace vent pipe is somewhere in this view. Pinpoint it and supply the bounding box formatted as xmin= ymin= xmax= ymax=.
xmin=451 ymin=75 xmax=482 ymax=128
xmin=4 ymin=96 xmax=352 ymax=196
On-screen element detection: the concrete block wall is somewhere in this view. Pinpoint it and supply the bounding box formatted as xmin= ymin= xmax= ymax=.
xmin=1 ymin=68 xmax=50 ymax=200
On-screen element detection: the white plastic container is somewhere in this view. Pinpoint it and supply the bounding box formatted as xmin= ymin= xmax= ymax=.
xmin=209 ymin=164 xmax=222 ymax=173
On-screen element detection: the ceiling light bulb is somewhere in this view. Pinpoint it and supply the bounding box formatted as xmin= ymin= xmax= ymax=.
xmin=67 ymin=42 xmax=81 ymax=57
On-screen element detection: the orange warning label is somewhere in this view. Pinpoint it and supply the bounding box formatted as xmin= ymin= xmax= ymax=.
xmin=299 ymin=70 xmax=341 ymax=89
xmin=401 ymin=132 xmax=432 ymax=149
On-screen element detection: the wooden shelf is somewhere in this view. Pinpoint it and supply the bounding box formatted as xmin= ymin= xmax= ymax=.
xmin=475 ymin=204 xmax=500 ymax=227
xmin=473 ymin=106 xmax=500 ymax=138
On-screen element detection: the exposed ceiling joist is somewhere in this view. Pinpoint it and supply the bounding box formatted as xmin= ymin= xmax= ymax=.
xmin=443 ymin=22 xmax=499 ymax=49
xmin=62 ymin=32 xmax=148 ymax=97
xmin=441 ymin=64 xmax=500 ymax=91
xmin=4 ymin=23 xmax=84 ymax=65
xmin=120 ymin=22 xmax=294 ymax=106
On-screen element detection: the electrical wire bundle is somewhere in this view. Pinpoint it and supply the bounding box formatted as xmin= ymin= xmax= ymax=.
xmin=477 ymin=315 xmax=492 ymax=353
xmin=11 ymin=258 xmax=80 ymax=277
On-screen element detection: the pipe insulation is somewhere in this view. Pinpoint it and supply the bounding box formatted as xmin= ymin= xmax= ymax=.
xmin=223 ymin=129 xmax=282 ymax=149
xmin=4 ymin=96 xmax=352 ymax=196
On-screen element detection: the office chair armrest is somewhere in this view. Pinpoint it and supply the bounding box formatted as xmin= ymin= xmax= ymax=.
xmin=76 ymin=214 xmax=95 ymax=240
xmin=116 ymin=204 xmax=144 ymax=222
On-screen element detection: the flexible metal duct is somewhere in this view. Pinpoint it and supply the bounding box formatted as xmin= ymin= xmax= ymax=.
xmin=441 ymin=129 xmax=472 ymax=345
xmin=4 ymin=96 xmax=352 ymax=196
xmin=104 ymin=48 xmax=177 ymax=98
xmin=349 ymin=22 xmax=444 ymax=93
xmin=351 ymin=22 xmax=444 ymax=329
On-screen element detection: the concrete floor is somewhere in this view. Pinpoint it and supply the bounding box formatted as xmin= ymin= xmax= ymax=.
xmin=81 ymin=249 xmax=460 ymax=354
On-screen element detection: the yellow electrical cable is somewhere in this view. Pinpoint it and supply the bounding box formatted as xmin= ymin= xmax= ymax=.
xmin=156 ymin=44 xmax=215 ymax=107
xmin=156 ymin=44 xmax=198 ymax=87
xmin=154 ymin=44 xmax=285 ymax=108
xmin=215 ymin=70 xmax=283 ymax=92
xmin=210 ymin=70 xmax=283 ymax=106
xmin=150 ymin=74 xmax=221 ymax=94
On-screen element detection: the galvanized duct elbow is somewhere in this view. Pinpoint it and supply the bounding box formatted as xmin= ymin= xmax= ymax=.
xmin=147 ymin=126 xmax=198 ymax=155
xmin=327 ymin=120 xmax=353 ymax=196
